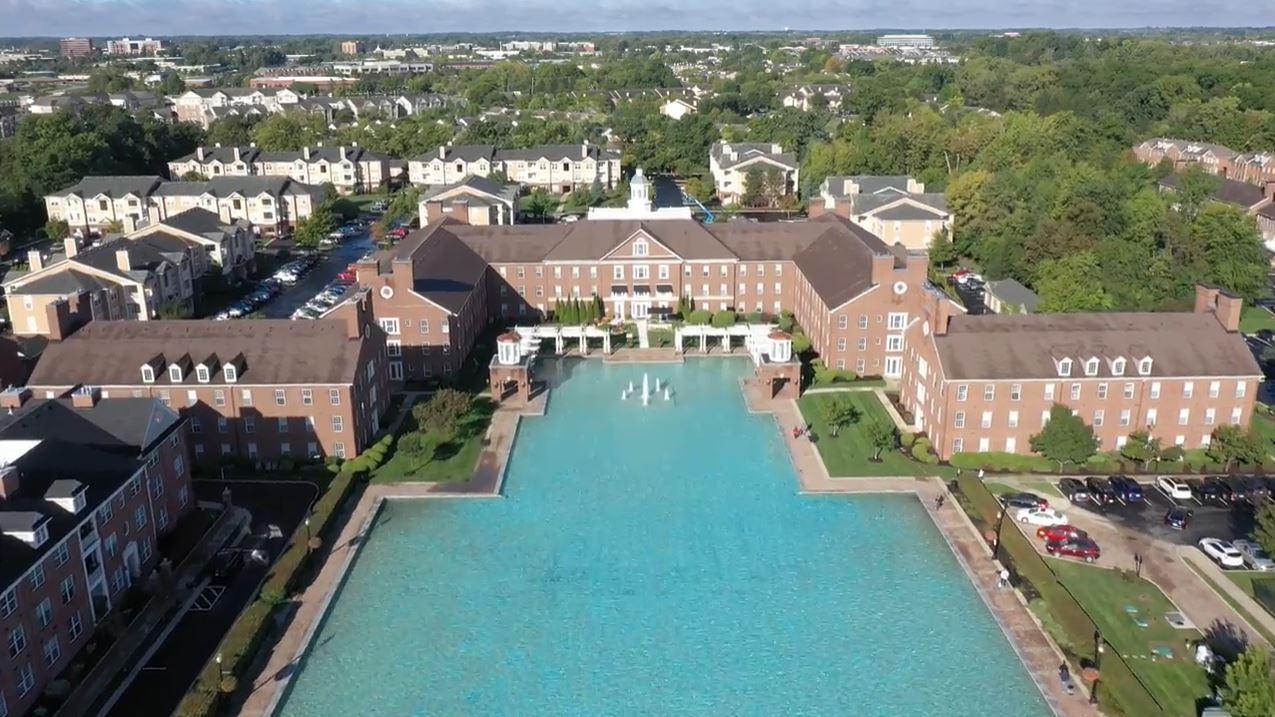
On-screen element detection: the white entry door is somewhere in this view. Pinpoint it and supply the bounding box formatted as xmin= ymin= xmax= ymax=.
xmin=631 ymin=302 xmax=650 ymax=319
xmin=884 ymin=356 xmax=903 ymax=378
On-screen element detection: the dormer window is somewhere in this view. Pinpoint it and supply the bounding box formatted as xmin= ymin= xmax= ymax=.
xmin=33 ymin=523 xmax=48 ymax=548
xmin=1057 ymin=358 xmax=1073 ymax=377
xmin=1083 ymin=358 xmax=1099 ymax=377
xmin=1138 ymin=357 xmax=1153 ymax=376
xmin=223 ymin=364 xmax=238 ymax=383
xmin=196 ymin=365 xmax=210 ymax=383
xmin=141 ymin=365 xmax=155 ymax=384
xmin=168 ymin=364 xmax=183 ymax=383
xmin=1111 ymin=357 xmax=1126 ymax=376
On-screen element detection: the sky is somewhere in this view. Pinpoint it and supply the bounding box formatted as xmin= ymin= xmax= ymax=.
xmin=2 ymin=0 xmax=1273 ymax=37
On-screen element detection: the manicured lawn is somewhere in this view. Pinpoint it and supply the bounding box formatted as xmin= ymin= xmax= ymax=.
xmin=1251 ymin=415 xmax=1275 ymax=460
xmin=1239 ymin=305 xmax=1275 ymax=333
xmin=797 ymin=392 xmax=952 ymax=477
xmin=807 ymin=376 xmax=886 ymax=389
xmin=1051 ymin=560 xmax=1211 ymax=715
xmin=370 ymin=399 xmax=494 ymax=484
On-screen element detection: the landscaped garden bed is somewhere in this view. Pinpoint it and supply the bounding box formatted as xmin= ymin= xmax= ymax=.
xmin=371 ymin=390 xmax=494 ymax=484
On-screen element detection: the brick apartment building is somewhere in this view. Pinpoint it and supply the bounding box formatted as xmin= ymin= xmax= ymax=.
xmin=407 ymin=143 xmax=621 ymax=193
xmin=25 ymin=294 xmax=390 ymax=464
xmin=57 ymin=38 xmax=92 ymax=59
xmin=339 ymin=202 xmax=930 ymax=384
xmin=1134 ymin=138 xmax=1275 ymax=186
xmin=900 ymin=285 xmax=1262 ymax=459
xmin=0 ymin=392 xmax=192 ymax=717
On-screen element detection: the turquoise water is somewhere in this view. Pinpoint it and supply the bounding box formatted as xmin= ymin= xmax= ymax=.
xmin=277 ymin=359 xmax=1051 ymax=716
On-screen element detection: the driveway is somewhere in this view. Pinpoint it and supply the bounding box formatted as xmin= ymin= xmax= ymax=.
xmin=261 ymin=233 xmax=374 ymax=319
xmin=1004 ymin=479 xmax=1270 ymax=647
xmin=96 ymin=480 xmax=318 ymax=717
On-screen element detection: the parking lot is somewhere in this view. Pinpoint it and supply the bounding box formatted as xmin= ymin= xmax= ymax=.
xmin=263 ymin=231 xmax=374 ymax=319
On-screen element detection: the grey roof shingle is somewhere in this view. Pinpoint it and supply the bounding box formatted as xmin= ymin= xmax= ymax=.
xmin=49 ymin=176 xmax=165 ymax=199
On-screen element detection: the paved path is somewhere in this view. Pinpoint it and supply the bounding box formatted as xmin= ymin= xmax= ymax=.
xmin=1179 ymin=548 xmax=1275 ymax=641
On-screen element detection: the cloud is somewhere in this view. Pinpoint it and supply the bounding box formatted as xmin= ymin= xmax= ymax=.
xmin=3 ymin=0 xmax=1273 ymax=36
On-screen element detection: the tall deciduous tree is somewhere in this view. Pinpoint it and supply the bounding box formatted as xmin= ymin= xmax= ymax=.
xmin=819 ymin=397 xmax=859 ymax=438
xmin=1029 ymin=404 xmax=1099 ymax=466
xmin=1222 ymin=648 xmax=1275 ymax=717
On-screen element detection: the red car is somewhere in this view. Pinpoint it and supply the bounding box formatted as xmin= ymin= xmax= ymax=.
xmin=1045 ymin=538 xmax=1101 ymax=562
xmin=1037 ymin=524 xmax=1088 ymax=542
xmin=337 ymin=270 xmax=356 ymax=282
xmin=387 ymin=227 xmax=409 ymax=239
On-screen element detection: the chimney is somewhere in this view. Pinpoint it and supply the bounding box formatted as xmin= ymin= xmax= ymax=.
xmin=71 ymin=385 xmax=100 ymax=409
xmin=340 ymin=146 xmax=348 ymax=161
xmin=0 ymin=465 xmax=19 ymax=499
xmin=1194 ymin=284 xmax=1220 ymax=315
xmin=303 ymin=146 xmax=312 ymax=161
xmin=928 ymin=290 xmax=954 ymax=336
xmin=64 ymin=236 xmax=78 ymax=258
xmin=1194 ymin=283 xmax=1243 ymax=332
xmin=869 ymin=252 xmax=895 ymax=286
xmin=0 ymin=387 xmax=31 ymax=411
xmin=196 ymin=146 xmax=206 ymax=161
xmin=214 ymin=142 xmax=222 ymax=148
xmin=27 ymin=249 xmax=43 ymax=272
xmin=233 ymin=147 xmax=241 ymax=162
xmin=1264 ymin=180 xmax=1274 ymax=202
xmin=43 ymin=298 xmax=74 ymax=341
xmin=439 ymin=146 xmax=446 ymax=160
xmin=116 ymin=249 xmax=132 ymax=272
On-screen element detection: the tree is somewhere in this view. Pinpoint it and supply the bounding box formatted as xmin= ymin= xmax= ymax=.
xmin=292 ymin=204 xmax=335 ymax=248
xmin=1207 ymin=425 xmax=1268 ymax=469
xmin=684 ymin=176 xmax=714 ymax=204
xmin=927 ymin=227 xmax=958 ymax=268
xmin=820 ymin=397 xmax=859 ymax=438
xmin=411 ymin=388 xmax=472 ymax=438
xmin=740 ymin=167 xmax=765 ymax=207
xmin=1029 ymin=404 xmax=1099 ymax=466
xmin=1119 ymin=431 xmax=1161 ymax=468
xmin=1035 ymin=252 xmax=1115 ymax=313
xmin=866 ymin=421 xmax=898 ymax=461
xmin=1192 ymin=203 xmax=1269 ymax=301
xmin=710 ymin=310 xmax=736 ymax=328
xmin=1222 ymin=648 xmax=1275 ymax=717
xmin=523 ymin=190 xmax=557 ymax=222
xmin=43 ymin=218 xmax=69 ymax=242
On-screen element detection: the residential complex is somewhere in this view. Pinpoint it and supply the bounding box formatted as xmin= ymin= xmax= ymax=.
xmin=708 ymin=142 xmax=799 ymax=205
xmin=876 ymin=34 xmax=936 ymax=48
xmin=780 ymin=84 xmax=850 ymax=111
xmin=900 ymin=284 xmax=1261 ymax=460
xmin=44 ymin=176 xmax=325 ymax=238
xmin=339 ymin=181 xmax=926 ymax=383
xmin=812 ymin=175 xmax=951 ymax=250
xmin=0 ymin=392 xmax=193 ymax=717
xmin=1158 ymin=172 xmax=1275 ymax=244
xmin=1134 ymin=137 xmax=1275 ymax=185
xmin=407 ymin=143 xmax=621 ymax=193
xmin=25 ymin=297 xmax=391 ymax=464
xmin=170 ymin=144 xmax=390 ymax=194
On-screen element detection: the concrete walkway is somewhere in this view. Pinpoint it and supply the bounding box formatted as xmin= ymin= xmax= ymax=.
xmin=1180 ymin=548 xmax=1275 ymax=641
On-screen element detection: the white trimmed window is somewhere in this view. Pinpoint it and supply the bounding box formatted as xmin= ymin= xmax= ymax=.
xmin=1057 ymin=358 xmax=1072 ymax=377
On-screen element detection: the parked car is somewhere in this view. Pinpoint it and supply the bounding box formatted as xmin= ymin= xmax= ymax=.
xmin=1198 ymin=538 xmax=1246 ymax=569
xmin=208 ymin=548 xmax=245 ymax=582
xmin=1085 ymin=476 xmax=1116 ymax=505
xmin=1016 ymin=507 xmax=1067 ymax=527
xmin=1242 ymin=475 xmax=1271 ymax=500
xmin=1232 ymin=540 xmax=1275 ymax=571
xmin=1203 ymin=476 xmax=1235 ymax=504
xmin=1226 ymin=475 xmax=1256 ymax=502
xmin=1037 ymin=524 xmax=1088 ymax=542
xmin=1164 ymin=506 xmax=1193 ymax=530
xmin=1058 ymin=478 xmax=1091 ymax=503
xmin=1001 ymin=492 xmax=1049 ymax=510
xmin=1046 ymin=537 xmax=1101 ymax=562
xmin=1156 ymin=476 xmax=1194 ymax=502
xmin=1108 ymin=475 xmax=1145 ymax=503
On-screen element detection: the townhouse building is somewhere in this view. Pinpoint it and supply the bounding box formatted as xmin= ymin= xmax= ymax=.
xmin=1235 ymin=152 xmax=1275 ymax=186
xmin=1158 ymin=172 xmax=1275 ymax=244
xmin=167 ymin=145 xmax=261 ymax=178
xmin=0 ymin=392 xmax=192 ymax=717
xmin=45 ymin=176 xmax=326 ymax=238
xmin=170 ymin=88 xmax=300 ymax=126
xmin=407 ymin=143 xmax=621 ymax=193
xmin=126 ymin=208 xmax=256 ymax=284
xmin=7 ymin=232 xmax=197 ymax=339
xmin=26 ymin=296 xmax=391 ymax=464
xmin=899 ymin=285 xmax=1261 ymax=460
xmin=340 ymin=182 xmax=928 ymax=384
xmin=780 ymin=84 xmax=850 ymax=111
xmin=708 ymin=142 xmax=799 ymax=205
xmin=252 ymin=145 xmax=391 ymax=194
xmin=812 ymin=175 xmax=952 ymax=250
xmin=419 ymin=176 xmax=520 ymax=226
xmin=1134 ymin=138 xmax=1241 ymax=178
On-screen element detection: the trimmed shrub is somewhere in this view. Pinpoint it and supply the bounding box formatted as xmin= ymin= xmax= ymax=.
xmin=711 ymin=310 xmax=737 ymax=328
xmin=687 ymin=309 xmax=712 ymax=325
xmin=899 ymin=432 xmax=917 ymax=449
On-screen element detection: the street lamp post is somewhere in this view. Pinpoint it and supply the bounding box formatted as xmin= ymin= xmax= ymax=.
xmin=304 ymin=516 xmax=311 ymax=545
xmin=216 ymin=652 xmax=224 ymax=681
xmin=1090 ymin=633 xmax=1104 ymax=705
xmin=993 ymin=509 xmax=1007 ymax=560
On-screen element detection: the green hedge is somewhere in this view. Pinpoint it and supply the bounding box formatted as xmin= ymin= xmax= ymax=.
xmin=950 ymin=452 xmax=1057 ymax=473
xmin=174 ymin=466 xmax=364 ymax=717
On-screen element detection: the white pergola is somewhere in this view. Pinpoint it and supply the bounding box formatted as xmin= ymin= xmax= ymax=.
xmin=674 ymin=323 xmax=779 ymax=363
xmin=513 ymin=324 xmax=614 ymax=355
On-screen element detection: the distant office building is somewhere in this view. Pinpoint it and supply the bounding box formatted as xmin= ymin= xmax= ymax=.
xmin=876 ymin=34 xmax=935 ymax=49
xmin=104 ymin=37 xmax=163 ymax=56
xmin=340 ymin=40 xmax=366 ymax=56
xmin=58 ymin=37 xmax=93 ymax=59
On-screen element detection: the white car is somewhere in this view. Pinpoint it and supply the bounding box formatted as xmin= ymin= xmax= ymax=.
xmin=1156 ymin=476 xmax=1193 ymax=501
xmin=1016 ymin=507 xmax=1067 ymax=527
xmin=1232 ymin=540 xmax=1275 ymax=571
xmin=1199 ymin=538 xmax=1246 ymax=569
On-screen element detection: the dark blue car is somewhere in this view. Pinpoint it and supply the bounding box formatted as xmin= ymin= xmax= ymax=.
xmin=1108 ymin=475 xmax=1145 ymax=503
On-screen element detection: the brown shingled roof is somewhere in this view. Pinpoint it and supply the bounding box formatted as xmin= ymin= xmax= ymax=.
xmin=27 ymin=319 xmax=373 ymax=387
xmin=933 ymin=313 xmax=1260 ymax=381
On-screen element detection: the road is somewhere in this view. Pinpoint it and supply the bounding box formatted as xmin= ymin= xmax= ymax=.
xmin=97 ymin=480 xmax=318 ymax=717
xmin=261 ymin=233 xmax=374 ymax=319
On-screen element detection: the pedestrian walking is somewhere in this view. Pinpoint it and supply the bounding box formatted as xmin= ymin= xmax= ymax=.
xmin=977 ymin=468 xmax=986 ymax=480
xmin=998 ymin=568 xmax=1010 ymax=589
xmin=1059 ymin=663 xmax=1075 ymax=695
